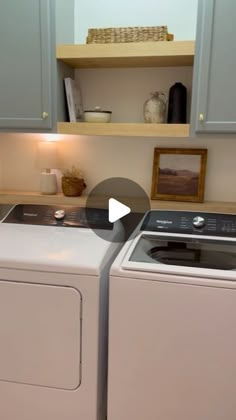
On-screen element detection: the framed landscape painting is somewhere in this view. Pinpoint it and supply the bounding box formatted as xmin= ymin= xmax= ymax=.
xmin=151 ymin=148 xmax=207 ymax=202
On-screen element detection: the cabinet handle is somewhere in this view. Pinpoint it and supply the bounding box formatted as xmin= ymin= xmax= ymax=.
xmin=199 ymin=113 xmax=204 ymax=121
xmin=42 ymin=112 xmax=49 ymax=119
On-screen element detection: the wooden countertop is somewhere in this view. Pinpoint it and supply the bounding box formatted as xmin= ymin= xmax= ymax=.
xmin=0 ymin=191 xmax=236 ymax=214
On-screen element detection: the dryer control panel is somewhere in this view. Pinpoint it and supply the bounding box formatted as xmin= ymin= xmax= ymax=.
xmin=141 ymin=210 xmax=236 ymax=237
xmin=3 ymin=204 xmax=112 ymax=230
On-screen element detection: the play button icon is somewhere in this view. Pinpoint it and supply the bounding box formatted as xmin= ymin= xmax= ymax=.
xmin=109 ymin=198 xmax=131 ymax=223
xmin=85 ymin=177 xmax=150 ymax=242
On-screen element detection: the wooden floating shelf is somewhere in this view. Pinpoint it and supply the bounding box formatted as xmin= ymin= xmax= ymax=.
xmin=1 ymin=191 xmax=236 ymax=214
xmin=57 ymin=122 xmax=190 ymax=137
xmin=56 ymin=41 xmax=195 ymax=68
xmin=0 ymin=191 xmax=88 ymax=206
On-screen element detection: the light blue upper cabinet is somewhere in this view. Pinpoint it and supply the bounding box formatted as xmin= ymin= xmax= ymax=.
xmin=0 ymin=0 xmax=74 ymax=132
xmin=0 ymin=0 xmax=54 ymax=130
xmin=191 ymin=0 xmax=236 ymax=134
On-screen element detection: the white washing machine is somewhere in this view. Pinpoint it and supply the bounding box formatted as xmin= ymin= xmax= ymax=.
xmin=0 ymin=204 xmax=124 ymax=420
xmin=108 ymin=210 xmax=236 ymax=420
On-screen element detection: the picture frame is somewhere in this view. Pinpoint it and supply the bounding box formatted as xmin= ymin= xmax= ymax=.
xmin=151 ymin=148 xmax=207 ymax=202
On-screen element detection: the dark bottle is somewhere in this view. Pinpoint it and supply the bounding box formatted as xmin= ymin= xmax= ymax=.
xmin=167 ymin=82 xmax=187 ymax=123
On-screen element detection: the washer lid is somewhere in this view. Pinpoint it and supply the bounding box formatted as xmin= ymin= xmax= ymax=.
xmin=120 ymin=232 xmax=236 ymax=280
xmin=0 ymin=223 xmax=122 ymax=275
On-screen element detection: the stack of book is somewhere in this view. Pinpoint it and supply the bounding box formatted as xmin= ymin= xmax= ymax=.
xmin=64 ymin=77 xmax=83 ymax=122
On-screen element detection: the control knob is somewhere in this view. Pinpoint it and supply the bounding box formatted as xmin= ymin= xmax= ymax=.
xmin=54 ymin=209 xmax=65 ymax=221
xmin=193 ymin=216 xmax=205 ymax=228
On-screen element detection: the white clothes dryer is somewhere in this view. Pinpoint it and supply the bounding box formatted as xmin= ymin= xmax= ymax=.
xmin=0 ymin=204 xmax=124 ymax=420
xmin=108 ymin=210 xmax=236 ymax=420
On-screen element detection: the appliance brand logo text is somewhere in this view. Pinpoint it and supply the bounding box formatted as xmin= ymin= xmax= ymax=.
xmin=24 ymin=213 xmax=38 ymax=217
xmin=156 ymin=219 xmax=173 ymax=224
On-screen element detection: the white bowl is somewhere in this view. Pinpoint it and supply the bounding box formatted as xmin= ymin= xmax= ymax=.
xmin=84 ymin=107 xmax=112 ymax=123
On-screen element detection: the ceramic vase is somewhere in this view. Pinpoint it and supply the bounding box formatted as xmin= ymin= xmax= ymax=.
xmin=144 ymin=91 xmax=167 ymax=123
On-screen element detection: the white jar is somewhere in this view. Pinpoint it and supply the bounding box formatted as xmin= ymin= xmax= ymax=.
xmin=84 ymin=106 xmax=112 ymax=123
xmin=144 ymin=92 xmax=167 ymax=123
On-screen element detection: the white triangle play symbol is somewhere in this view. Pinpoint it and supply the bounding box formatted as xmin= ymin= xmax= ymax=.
xmin=108 ymin=198 xmax=131 ymax=223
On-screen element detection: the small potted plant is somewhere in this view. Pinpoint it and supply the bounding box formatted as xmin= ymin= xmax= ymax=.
xmin=61 ymin=165 xmax=86 ymax=197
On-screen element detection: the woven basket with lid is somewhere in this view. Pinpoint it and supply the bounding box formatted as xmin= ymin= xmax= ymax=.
xmin=86 ymin=26 xmax=173 ymax=44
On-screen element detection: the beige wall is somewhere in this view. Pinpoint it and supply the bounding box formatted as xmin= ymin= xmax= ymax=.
xmin=0 ymin=131 xmax=236 ymax=202
xmin=76 ymin=67 xmax=193 ymax=123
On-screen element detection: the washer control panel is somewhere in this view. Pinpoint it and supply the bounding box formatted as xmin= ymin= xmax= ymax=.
xmin=3 ymin=204 xmax=112 ymax=230
xmin=141 ymin=210 xmax=236 ymax=237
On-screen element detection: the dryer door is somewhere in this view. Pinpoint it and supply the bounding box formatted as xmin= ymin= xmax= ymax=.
xmin=0 ymin=281 xmax=81 ymax=390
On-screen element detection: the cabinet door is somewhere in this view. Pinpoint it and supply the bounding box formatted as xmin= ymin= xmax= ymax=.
xmin=0 ymin=0 xmax=53 ymax=130
xmin=191 ymin=0 xmax=236 ymax=133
